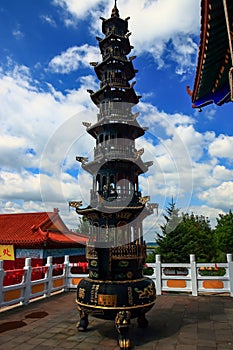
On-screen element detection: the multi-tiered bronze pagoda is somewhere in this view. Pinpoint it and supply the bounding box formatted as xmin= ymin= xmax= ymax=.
xmin=70 ymin=2 xmax=157 ymax=348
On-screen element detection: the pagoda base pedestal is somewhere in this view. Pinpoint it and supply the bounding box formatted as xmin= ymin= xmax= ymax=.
xmin=76 ymin=277 xmax=156 ymax=349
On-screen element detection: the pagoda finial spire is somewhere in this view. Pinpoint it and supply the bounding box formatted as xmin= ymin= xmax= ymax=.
xmin=111 ymin=0 xmax=119 ymax=17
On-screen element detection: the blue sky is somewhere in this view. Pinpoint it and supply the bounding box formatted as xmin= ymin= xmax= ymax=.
xmin=0 ymin=0 xmax=232 ymax=241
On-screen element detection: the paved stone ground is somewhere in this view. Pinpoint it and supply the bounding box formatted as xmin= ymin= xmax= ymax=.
xmin=0 ymin=292 xmax=233 ymax=349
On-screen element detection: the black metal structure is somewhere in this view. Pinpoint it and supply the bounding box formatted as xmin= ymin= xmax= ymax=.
xmin=70 ymin=2 xmax=157 ymax=348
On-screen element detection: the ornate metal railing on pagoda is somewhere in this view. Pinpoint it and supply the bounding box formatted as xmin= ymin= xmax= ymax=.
xmin=97 ymin=103 xmax=138 ymax=121
xmin=86 ymin=242 xmax=146 ymax=260
xmin=94 ymin=143 xmax=136 ymax=159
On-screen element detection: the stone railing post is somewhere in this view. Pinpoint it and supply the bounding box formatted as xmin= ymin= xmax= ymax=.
xmin=227 ymin=254 xmax=233 ymax=297
xmin=190 ymin=254 xmax=198 ymax=296
xmin=64 ymin=255 xmax=70 ymax=292
xmin=45 ymin=256 xmax=53 ymax=297
xmin=23 ymin=258 xmax=32 ymax=304
xmin=155 ymin=254 xmax=162 ymax=295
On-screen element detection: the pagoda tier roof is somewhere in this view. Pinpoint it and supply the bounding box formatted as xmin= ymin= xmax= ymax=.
xmin=98 ymin=33 xmax=132 ymax=55
xmin=0 ymin=209 xmax=88 ymax=248
xmin=101 ymin=14 xmax=128 ymax=35
xmin=86 ymin=120 xmax=145 ymax=139
xmin=94 ymin=57 xmax=136 ymax=81
xmin=90 ymin=85 xmax=140 ymax=106
xmin=190 ymin=0 xmax=233 ymax=108
xmin=76 ymin=202 xmax=154 ymax=220
xmin=82 ymin=158 xmax=151 ymax=176
xmin=76 ymin=204 xmax=144 ymax=216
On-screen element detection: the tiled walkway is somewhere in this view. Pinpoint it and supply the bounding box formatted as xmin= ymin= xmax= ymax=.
xmin=0 ymin=292 xmax=233 ymax=349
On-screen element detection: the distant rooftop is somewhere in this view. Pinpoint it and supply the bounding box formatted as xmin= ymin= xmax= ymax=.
xmin=0 ymin=208 xmax=88 ymax=247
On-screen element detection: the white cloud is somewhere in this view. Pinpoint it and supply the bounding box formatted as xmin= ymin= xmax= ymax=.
xmin=12 ymin=29 xmax=24 ymax=39
xmin=123 ymin=0 xmax=199 ymax=74
xmin=198 ymin=182 xmax=233 ymax=210
xmin=0 ymin=171 xmax=41 ymax=201
xmin=170 ymin=36 xmax=198 ymax=76
xmin=0 ymin=65 xmax=97 ymax=210
xmin=53 ymin=0 xmax=103 ymax=22
xmin=138 ymin=102 xmax=214 ymax=163
xmin=212 ymin=165 xmax=233 ymax=181
xmin=48 ymin=44 xmax=101 ymax=74
xmin=0 ymin=69 xmax=169 ymax=227
xmin=209 ymin=135 xmax=233 ymax=160
xmin=12 ymin=23 xmax=24 ymax=40
xmin=191 ymin=162 xmax=218 ymax=191
xmin=134 ymin=101 xmax=233 ymax=229
xmin=40 ymin=14 xmax=57 ymax=27
xmin=0 ymin=169 xmax=92 ymax=229
xmin=200 ymin=106 xmax=217 ymax=121
xmin=186 ymin=205 xmax=225 ymax=228
xmin=138 ymin=102 xmax=195 ymax=135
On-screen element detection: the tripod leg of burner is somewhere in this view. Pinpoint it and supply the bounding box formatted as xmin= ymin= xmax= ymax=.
xmin=77 ymin=309 xmax=89 ymax=331
xmin=115 ymin=311 xmax=131 ymax=349
xmin=137 ymin=312 xmax=148 ymax=328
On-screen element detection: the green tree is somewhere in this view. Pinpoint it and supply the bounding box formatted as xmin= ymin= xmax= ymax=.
xmin=156 ymin=200 xmax=215 ymax=262
xmin=146 ymin=251 xmax=156 ymax=263
xmin=180 ymin=213 xmax=215 ymax=262
xmin=214 ymin=210 xmax=233 ymax=261
xmin=156 ymin=199 xmax=183 ymax=262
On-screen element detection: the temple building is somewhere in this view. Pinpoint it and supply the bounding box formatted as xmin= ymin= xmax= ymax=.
xmin=70 ymin=2 xmax=157 ymax=348
xmin=188 ymin=0 xmax=233 ymax=108
xmin=0 ymin=208 xmax=88 ymax=273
